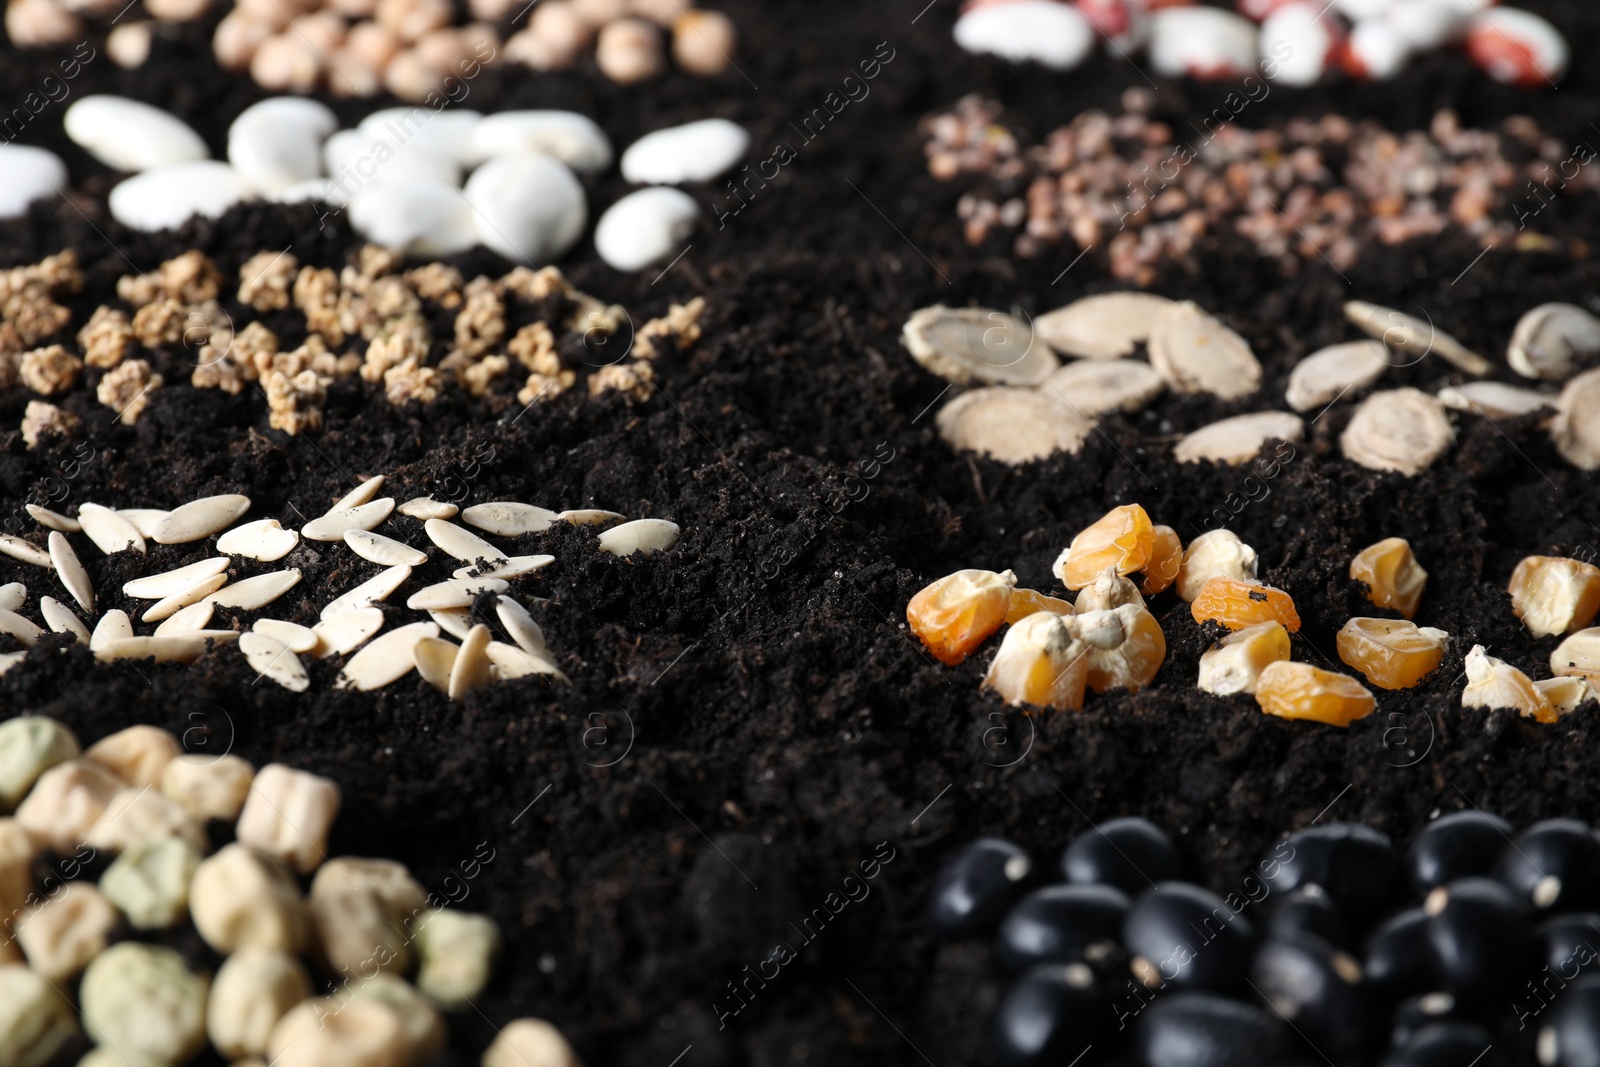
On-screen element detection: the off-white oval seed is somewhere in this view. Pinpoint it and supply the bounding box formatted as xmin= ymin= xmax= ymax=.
xmin=311 ymin=606 xmax=385 ymax=658
xmin=97 ymin=632 xmax=239 ymax=664
xmin=25 ymin=505 xmax=79 ymax=533
xmin=936 ymin=387 xmax=1091 ymax=465
xmin=1034 ymin=291 xmax=1177 ymax=360
xmin=413 ymin=636 xmax=458 ymax=693
xmin=344 ymin=529 xmax=427 ymax=567
xmin=123 ymin=557 xmax=230 ymax=599
xmin=451 ymin=554 xmax=554 ymax=580
xmin=38 ymin=596 xmax=88 ymax=644
xmin=1175 ymin=412 xmax=1305 ymax=466
xmin=0 ymin=534 xmax=51 ymax=568
xmin=78 ymin=504 xmax=146 ymax=556
xmin=597 ymin=518 xmax=681 ymax=556
xmin=495 ymin=596 xmax=549 ymax=658
xmin=425 ymin=518 xmax=508 ymax=563
xmin=240 ymin=632 xmax=309 ymax=693
xmin=461 ymin=502 xmax=559 ymax=537
xmin=90 ymin=609 xmax=133 ymax=652
xmin=203 ymin=569 xmax=301 ymax=610
xmin=253 ymin=618 xmax=318 ymax=653
xmin=320 ymin=565 xmax=412 ymax=620
xmin=448 ymin=624 xmax=492 ymax=701
xmin=405 ymin=577 xmax=511 ymax=611
xmin=428 ymin=608 xmax=473 ymax=640
xmin=153 ymin=494 xmax=251 ymax=544
xmin=47 ymin=531 xmax=93 ymax=613
xmin=154 ymin=601 xmax=215 ymax=636
xmin=1148 ymin=302 xmax=1263 ymax=400
xmin=1284 ymin=340 xmax=1388 ymax=412
xmin=117 ymin=509 xmax=171 ymax=538
xmin=397 ymin=497 xmax=458 ymax=520
xmin=141 ymin=573 xmax=228 ymax=622
xmin=338 ymin=621 xmax=439 ymax=690
xmin=329 ymin=475 xmax=386 ymax=512
xmin=1341 ymin=388 xmax=1455 ymax=476
xmin=217 ymin=519 xmax=299 ymax=562
xmin=302 ymin=499 xmax=396 ymax=542
xmin=0 ymin=608 xmax=44 ymax=647
xmin=0 ymin=582 xmax=23 ymax=612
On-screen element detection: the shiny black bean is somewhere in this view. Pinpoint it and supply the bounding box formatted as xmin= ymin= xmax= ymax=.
xmin=1260 ymin=823 xmax=1399 ymax=925
xmin=1250 ymin=933 xmax=1374 ymax=1061
xmin=1124 ymin=882 xmax=1254 ymax=994
xmin=1367 ymin=908 xmax=1439 ymax=998
xmin=1410 ymin=810 xmax=1515 ymax=893
xmin=927 ymin=837 xmax=1035 ymax=939
xmin=992 ymin=963 xmax=1105 ymax=1067
xmin=1496 ymin=819 xmax=1600 ymax=915
xmin=1132 ymin=992 xmax=1294 ymax=1067
xmin=1265 ymin=884 xmax=1348 ymax=948
xmin=1425 ymin=877 xmax=1535 ymax=1002
xmin=1061 ymin=817 xmax=1182 ymax=896
xmin=996 ymin=883 xmax=1130 ymax=974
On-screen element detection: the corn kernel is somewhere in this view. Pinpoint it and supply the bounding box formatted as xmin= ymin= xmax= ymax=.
xmin=1336 ymin=617 xmax=1450 ymax=690
xmin=1191 ymin=577 xmax=1301 ymax=632
xmin=1535 ymin=676 xmax=1593 ymax=716
xmin=1175 ymin=529 xmax=1258 ymax=602
xmin=1508 ymin=555 xmax=1600 ymax=638
xmin=1551 ymin=628 xmax=1600 ymax=684
xmin=1079 ymin=603 xmax=1166 ymax=694
xmin=983 ymin=612 xmax=1088 ymax=712
xmin=1142 ymin=525 xmax=1183 ymax=595
xmin=1074 ymin=568 xmax=1145 ymax=613
xmin=1349 ymin=537 xmax=1427 ymax=619
xmin=1462 ymin=645 xmax=1555 ymax=724
xmin=1198 ymin=621 xmax=1291 ymax=696
xmin=1005 ymin=588 xmax=1074 ymax=625
xmin=907 ymin=569 xmax=1017 ymax=666
xmin=1054 ymin=504 xmax=1155 ymax=591
xmin=1255 ymin=661 xmax=1377 ymax=727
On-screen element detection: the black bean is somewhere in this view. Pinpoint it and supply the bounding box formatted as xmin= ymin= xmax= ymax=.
xmin=1265 ymin=884 xmax=1348 ymax=948
xmin=1124 ymin=882 xmax=1254 ymax=994
xmin=996 ymin=883 xmax=1131 ymax=975
xmin=1260 ymin=822 xmax=1399 ymax=925
xmin=992 ymin=963 xmax=1105 ymax=1067
xmin=1250 ymin=933 xmax=1374 ymax=1061
xmin=1390 ymin=993 xmax=1462 ymax=1047
xmin=1426 ymin=877 xmax=1535 ymax=1002
xmin=1540 ymin=974 xmax=1600 ymax=1067
xmin=927 ymin=837 xmax=1035 ymax=939
xmin=1132 ymin=991 xmax=1294 ymax=1067
xmin=1366 ymin=908 xmax=1439 ymax=998
xmin=1536 ymin=913 xmax=1600 ymax=981
xmin=1496 ymin=819 xmax=1600 ymax=915
xmin=1410 ymin=810 xmax=1515 ymax=893
xmin=1061 ymin=817 xmax=1182 ymax=896
xmin=1377 ymin=1022 xmax=1497 ymax=1067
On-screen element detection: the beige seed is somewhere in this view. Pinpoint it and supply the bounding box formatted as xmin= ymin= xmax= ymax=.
xmin=251 ymin=32 xmax=323 ymax=93
xmin=267 ymin=1000 xmax=409 ymax=1067
xmin=310 ymin=606 xmax=385 ymax=658
xmin=117 ymin=509 xmax=172 ymax=538
xmin=141 ymin=573 xmax=228 ymax=622
xmin=1535 ymin=676 xmax=1593 ymax=715
xmin=207 ymin=949 xmax=312 ymax=1059
xmin=15 ymin=759 xmax=124 ymax=853
xmin=5 ymin=0 xmax=82 ymax=47
xmin=107 ymin=20 xmax=152 ymax=68
xmin=84 ymin=786 xmax=205 ymax=853
xmin=153 ymin=494 xmax=251 ymax=544
xmin=1344 ymin=300 xmax=1492 ymax=376
xmin=0 ymin=651 xmax=25 ymax=675
xmin=1198 ymin=620 xmax=1290 ymax=696
xmin=1039 ymin=358 xmax=1165 ymax=418
xmin=89 ymin=609 xmax=133 ymax=652
xmin=203 ymin=569 xmax=301 ymax=610
xmin=451 ymin=554 xmax=555 ymax=580
xmin=160 ymin=753 xmax=255 ymax=822
xmin=428 ymin=607 xmax=474 ymax=640
xmin=487 ymin=640 xmax=568 ymax=682
xmin=84 ymin=726 xmax=179 ymax=788
xmin=320 ymin=564 xmax=412 ymax=620
xmin=1553 ymin=367 xmax=1600 ymax=470
xmin=238 ymin=763 xmax=340 ymax=874
xmin=344 ymin=529 xmax=428 ymax=567
xmin=405 ymin=577 xmax=511 ymax=611
xmin=597 ymin=518 xmax=681 ymax=556
xmin=557 ymin=509 xmax=625 ymax=526
xmin=1176 ymin=530 xmax=1259 ymax=602
xmin=25 ymin=505 xmax=79 ymax=533
xmin=14 ymin=883 xmax=118 ymax=982
xmin=213 ymin=10 xmax=275 ymax=70
xmin=902 ymin=306 xmax=1058 ymax=387
xmin=154 ymin=600 xmax=215 ymax=635
xmin=47 ymin=531 xmax=92 ymax=613
xmin=495 ymin=595 xmax=549 ymax=658
xmin=146 ymin=0 xmax=211 ymax=18
xmin=1437 ymin=381 xmax=1557 ymax=420
xmin=1034 ymin=291 xmax=1176 ymax=360
xmin=448 ymin=623 xmax=492 ymax=700
xmin=253 ymin=618 xmax=317 ymax=653
xmin=0 ymin=535 xmax=51 ymax=568
xmin=329 ymin=475 xmax=386 ymax=512
xmin=96 ymin=632 xmax=240 ymax=664
xmin=936 ymin=386 xmax=1091 ymax=465
xmin=461 ymin=502 xmax=559 ymax=537
xmin=1341 ymin=388 xmax=1455 ymax=476
xmin=425 ymin=518 xmax=508 ymax=563
xmin=0 ymin=608 xmax=43 ymax=648
xmin=78 ymin=503 xmax=146 ymax=556
xmin=1285 ymin=341 xmax=1389 ymax=412
xmin=1508 ymin=303 xmax=1600 ymax=382
xmin=484 ymin=1020 xmax=581 ymax=1067
xmin=338 ymin=621 xmax=439 ymax=690
xmin=597 ymin=17 xmax=666 ymax=83
xmin=508 ymin=0 xmax=591 ymax=69
xmin=190 ymin=843 xmax=309 ymax=954
xmin=217 ymin=519 xmax=300 ymax=562
xmin=240 ymin=632 xmax=310 ymax=693
xmin=1148 ymin=302 xmax=1262 ymax=400
xmin=413 ymin=636 xmax=458 ymax=693
xmin=1551 ymin=628 xmax=1600 ymax=684
xmin=1174 ymin=411 xmax=1304 ymax=466
xmin=346 ymin=19 xmax=400 ymax=66
xmin=0 ymin=582 xmax=23 ymax=612
xmin=398 ymin=497 xmax=457 ymax=520
xmin=303 ymin=498 xmax=396 ymax=542
xmin=123 ymin=557 xmax=230 ymax=599
xmin=38 ymin=596 xmax=87 ymax=644
xmin=672 ymin=8 xmax=735 ymax=75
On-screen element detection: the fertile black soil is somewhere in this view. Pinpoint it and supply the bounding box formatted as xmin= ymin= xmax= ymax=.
xmin=2 ymin=1 xmax=1600 ymax=1064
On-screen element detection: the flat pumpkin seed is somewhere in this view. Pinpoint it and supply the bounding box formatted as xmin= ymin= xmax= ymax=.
xmin=141 ymin=573 xmax=228 ymax=622
xmin=405 ymin=577 xmax=511 ymax=611
xmin=0 ymin=535 xmax=51 ymax=568
xmin=1508 ymin=303 xmax=1600 ymax=382
xmin=428 ymin=608 xmax=474 ymax=640
xmin=0 ymin=583 xmax=22 ymax=613
xmin=1344 ymin=301 xmax=1492 ymax=376
xmin=117 ymin=509 xmax=171 ymax=538
xmin=1174 ymin=412 xmax=1305 ymax=465
xmin=89 ymin=609 xmax=133 ymax=652
xmin=1034 ymin=291 xmax=1177 ymax=360
xmin=557 ymin=510 xmax=625 ymax=526
xmin=216 ymin=520 xmax=299 ymax=562
xmin=451 ymin=555 xmax=555 ymax=580
xmin=1039 ymin=359 xmax=1165 ymax=417
xmin=1437 ymin=382 xmax=1557 ymax=420
xmin=39 ymin=596 xmax=88 ymax=644
xmin=48 ymin=531 xmax=93 ymax=613
xmin=495 ymin=596 xmax=549 ymax=658
xmin=78 ymin=504 xmax=146 ymax=556
xmin=154 ymin=600 xmax=215 ymax=636
xmin=413 ymin=636 xmax=458 ymax=693
xmin=424 ymin=519 xmax=508 ymax=563
xmin=0 ymin=608 xmax=43 ymax=647
xmin=0 ymin=651 xmax=26 ymax=675
xmin=311 ymin=606 xmax=385 ymax=658
xmin=1553 ymin=367 xmax=1600 ymax=470
xmin=597 ymin=519 xmax=682 ymax=556
xmin=461 ymin=503 xmax=559 ymax=537
xmin=123 ymin=557 xmax=231 ymax=599
xmin=447 ymin=624 xmax=492 ymax=701
xmin=1340 ymin=388 xmax=1455 ymax=476
xmin=936 ymin=387 xmax=1092 ymax=465
xmin=486 ymin=641 xmax=568 ymax=683
xmin=96 ymin=631 xmax=239 ymax=664
xmin=344 ymin=529 xmax=428 ymax=567
xmin=337 ymin=621 xmax=438 ymax=690
xmin=902 ymin=305 xmax=1058 ymax=386
xmin=1148 ymin=302 xmax=1263 ymax=400
xmin=25 ymin=505 xmax=79 ymax=533
xmin=252 ymin=618 xmax=318 ymax=654
xmin=302 ymin=499 xmax=396 ymax=542
xmin=239 ymin=632 xmax=309 ymax=693
xmin=398 ymin=497 xmax=458 ymax=520
xmin=320 ymin=565 xmax=412 ymax=621
xmin=203 ymin=570 xmax=301 ymax=611
xmin=153 ymin=495 xmax=251 ymax=544
xmin=330 ymin=475 xmax=385 ymax=513
xmin=1284 ymin=341 xmax=1388 ymax=412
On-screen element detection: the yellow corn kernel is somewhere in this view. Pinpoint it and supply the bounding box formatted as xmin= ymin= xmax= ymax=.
xmin=1551 ymin=628 xmax=1600 ymax=684
xmin=1191 ymin=577 xmax=1301 ymax=632
xmin=1078 ymin=604 xmax=1166 ymax=695
xmin=1005 ymin=588 xmax=1075 ymax=625
xmin=983 ymin=612 xmax=1088 ymax=712
xmin=1198 ymin=621 xmax=1291 ymax=696
xmin=1255 ymin=661 xmax=1377 ymax=728
xmin=1054 ymin=504 xmax=1155 ymax=591
xmin=907 ymin=568 xmax=1016 ymax=666
xmin=1462 ymin=645 xmax=1555 ymax=724
xmin=1176 ymin=529 xmax=1258 ymax=602
xmin=1350 ymin=537 xmax=1427 ymax=620
xmin=1074 ymin=568 xmax=1145 ymax=613
xmin=1142 ymin=525 xmax=1183 ymax=595
xmin=1535 ymin=676 xmax=1594 ymax=716
xmin=1508 ymin=556 xmax=1600 ymax=638
xmin=1336 ymin=618 xmax=1450 ymax=690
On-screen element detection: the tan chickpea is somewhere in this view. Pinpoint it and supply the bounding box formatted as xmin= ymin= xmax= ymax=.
xmin=144 ymin=0 xmax=211 ymax=21
xmin=376 ymin=0 xmax=452 ymax=43
xmin=214 ymin=12 xmax=277 ymax=69
xmin=595 ymin=16 xmax=663 ymax=83
xmin=572 ymin=0 xmax=627 ymax=26
xmin=107 ymin=22 xmax=153 ymax=69
xmin=414 ymin=27 xmax=471 ymax=74
xmin=671 ymin=8 xmax=733 ymax=76
xmin=631 ymin=0 xmax=690 ymax=26
xmin=5 ymin=0 xmax=83 ymax=49
xmin=251 ymin=32 xmax=324 ymax=93
xmin=289 ymin=10 xmax=347 ymax=52
xmin=382 ymin=48 xmax=442 ymax=102
xmin=327 ymin=0 xmax=376 ymax=18
xmin=345 ymin=20 xmax=401 ymax=69
xmin=510 ymin=0 xmax=591 ymax=71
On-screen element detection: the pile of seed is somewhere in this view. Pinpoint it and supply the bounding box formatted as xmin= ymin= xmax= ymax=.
xmin=3 ymin=245 xmax=705 ymax=438
xmin=923 ymin=94 xmax=1595 ymax=280
xmin=0 ymin=477 xmax=682 ymax=697
xmin=929 ymin=810 xmax=1600 ymax=1067
xmin=904 ymin=291 xmax=1600 ymax=474
xmin=0 ymin=716 xmax=579 ymax=1067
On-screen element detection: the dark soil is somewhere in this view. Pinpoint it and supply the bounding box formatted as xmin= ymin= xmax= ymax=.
xmin=2 ymin=1 xmax=1600 ymax=1064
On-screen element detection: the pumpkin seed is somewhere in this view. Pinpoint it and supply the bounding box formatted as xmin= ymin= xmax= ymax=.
xmin=1284 ymin=341 xmax=1388 ymax=412
xmin=78 ymin=504 xmax=146 ymax=556
xmin=123 ymin=558 xmax=230 ymax=599
xmin=1344 ymin=301 xmax=1492 ymax=376
xmin=936 ymin=386 xmax=1092 ymax=465
xmin=405 ymin=577 xmax=511 ymax=611
xmin=117 ymin=509 xmax=171 ymax=538
xmin=428 ymin=608 xmax=474 ymax=641
xmin=447 ymin=624 xmax=492 ymax=701
xmin=1034 ymin=291 xmax=1177 ymax=360
xmin=0 ymin=608 xmax=43 ymax=647
xmin=902 ymin=305 xmax=1058 ymax=386
xmin=1148 ymin=301 xmax=1263 ymax=400
xmin=461 ymin=503 xmax=559 ymax=537
xmin=252 ymin=618 xmax=318 ymax=653
xmin=1341 ymin=388 xmax=1455 ymax=476
xmin=0 ymin=535 xmax=50 ymax=568
xmin=1174 ymin=411 xmax=1305 ymax=465
xmin=1553 ymin=367 xmax=1600 ymax=470
xmin=344 ymin=529 xmax=428 ymax=567
xmin=1437 ymin=382 xmax=1557 ymax=420
xmin=302 ymin=499 xmax=395 ymax=542
xmin=495 ymin=596 xmax=549 ymax=659
xmin=155 ymin=601 xmax=215 ymax=636
xmin=203 ymin=570 xmax=301 ymax=611
xmin=337 ymin=621 xmax=438 ymax=690
xmin=320 ymin=565 xmax=412 ymax=620
xmin=486 ymin=641 xmax=568 ymax=683
xmin=1508 ymin=303 xmax=1600 ymax=382
xmin=39 ymin=596 xmax=88 ymax=644
xmin=1039 ymin=358 xmax=1165 ymax=417
xmin=48 ymin=531 xmax=93 ymax=613
xmin=329 ymin=475 xmax=385 ymax=513
xmin=311 ymin=607 xmax=385 ymax=658
xmin=398 ymin=497 xmax=458 ymax=520
xmin=25 ymin=505 xmax=79 ymax=533
xmin=141 ymin=573 xmax=228 ymax=622
xmin=89 ymin=610 xmax=133 ymax=652
xmin=97 ymin=631 xmax=239 ymax=664
xmin=424 ymin=519 xmax=508 ymax=563
xmin=153 ymin=495 xmax=251 ymax=544
xmin=239 ymin=632 xmax=309 ymax=692
xmin=216 ymin=519 xmax=299 ymax=562
xmin=597 ymin=519 xmax=682 ymax=557
xmin=557 ymin=509 xmax=625 ymax=526
xmin=0 ymin=583 xmax=22 ymax=613
xmin=413 ymin=636 xmax=458 ymax=693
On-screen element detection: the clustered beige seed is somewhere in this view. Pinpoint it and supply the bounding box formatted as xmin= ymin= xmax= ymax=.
xmin=925 ymin=94 xmax=1594 ymax=284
